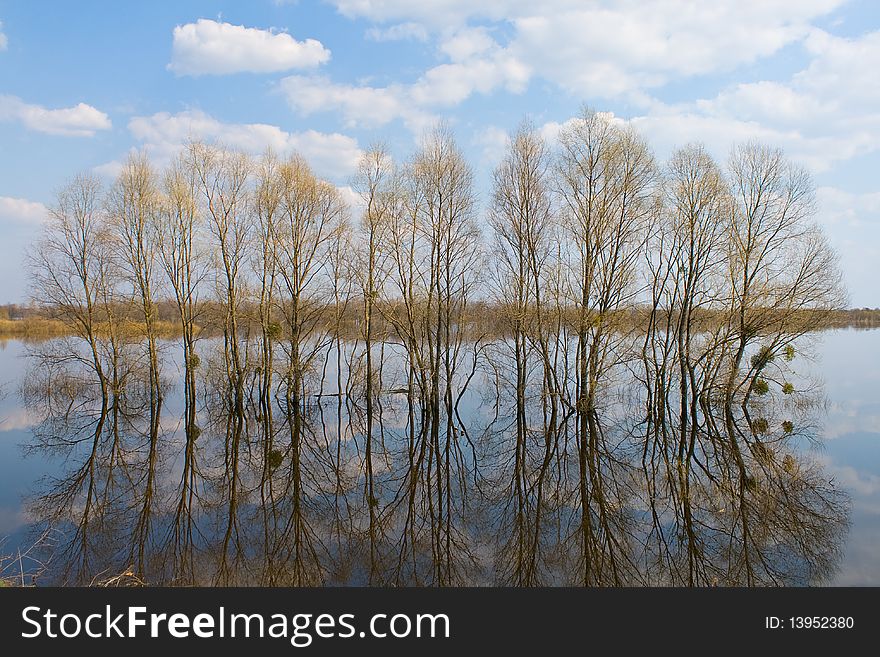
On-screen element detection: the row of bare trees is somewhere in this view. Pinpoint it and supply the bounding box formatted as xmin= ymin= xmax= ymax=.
xmin=483 ymin=112 xmax=844 ymax=584
xmin=23 ymin=109 xmax=847 ymax=585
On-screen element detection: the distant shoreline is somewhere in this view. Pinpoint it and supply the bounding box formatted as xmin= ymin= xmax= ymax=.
xmin=2 ymin=303 xmax=879 ymax=341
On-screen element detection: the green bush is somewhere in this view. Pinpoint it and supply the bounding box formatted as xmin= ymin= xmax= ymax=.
xmin=268 ymin=448 xmax=284 ymax=470
xmin=751 ymin=346 xmax=775 ymax=370
xmin=751 ymin=417 xmax=769 ymax=434
xmin=267 ymin=322 xmax=283 ymax=340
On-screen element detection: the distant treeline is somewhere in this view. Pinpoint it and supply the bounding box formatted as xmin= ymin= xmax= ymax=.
xmin=2 ymin=301 xmax=879 ymax=341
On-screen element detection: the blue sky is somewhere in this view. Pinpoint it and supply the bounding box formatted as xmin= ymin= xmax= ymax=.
xmin=0 ymin=0 xmax=878 ymax=305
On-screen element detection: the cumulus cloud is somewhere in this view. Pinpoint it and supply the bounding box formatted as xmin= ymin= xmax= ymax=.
xmin=507 ymin=24 xmax=878 ymax=181
xmin=615 ymin=28 xmax=880 ymax=172
xmin=124 ymin=109 xmax=362 ymax=180
xmin=510 ymin=1 xmax=845 ymax=100
xmin=329 ymin=0 xmax=845 ymax=101
xmin=178 ymin=6 xmax=876 ymax=202
xmin=281 ymin=27 xmax=529 ymax=133
xmin=279 ymin=75 xmax=428 ymax=130
xmin=0 ymin=196 xmax=48 ymax=225
xmin=169 ymin=19 xmax=331 ymax=76
xmin=0 ymin=20 xmax=7 ymax=51
xmin=336 ymin=184 xmax=366 ymax=219
xmin=297 ymin=1 xmax=848 ymax=134
xmin=0 ymin=95 xmax=111 ymax=137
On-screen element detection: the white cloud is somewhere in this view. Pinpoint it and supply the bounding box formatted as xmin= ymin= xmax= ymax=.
xmin=817 ymin=454 xmax=880 ymax=496
xmin=329 ymin=0 xmax=845 ymax=100
xmin=516 ymin=26 xmax=879 ymax=179
xmin=613 ymin=28 xmax=880 ymax=173
xmin=365 ymin=22 xmax=429 ymax=42
xmin=0 ymin=20 xmax=7 ymax=51
xmin=0 ymin=95 xmax=111 ymax=137
xmin=510 ymin=2 xmax=844 ymax=100
xmin=169 ymin=19 xmax=330 ymax=76
xmin=800 ymin=29 xmax=880 ymax=109
xmin=0 ymin=196 xmax=48 ymax=225
xmin=92 ymin=160 xmax=125 ymax=179
xmin=330 ymin=0 xmax=554 ymax=26
xmin=281 ymin=27 xmax=529 ymax=133
xmin=302 ymin=2 xmax=847 ymax=134
xmin=409 ymin=48 xmax=529 ymax=106
xmin=439 ymin=26 xmax=494 ymax=61
xmin=697 ymin=81 xmax=831 ymax=126
xmin=538 ymin=113 xmax=625 ymax=145
xmin=472 ymin=124 xmax=509 ymax=165
xmin=336 ymin=184 xmax=365 ymax=218
xmin=124 ymin=109 xmax=362 ymax=181
xmin=0 ymin=406 xmax=37 ymax=432
xmin=280 ymin=75 xmax=427 ymax=129
xmin=537 ymin=102 xmax=857 ymax=181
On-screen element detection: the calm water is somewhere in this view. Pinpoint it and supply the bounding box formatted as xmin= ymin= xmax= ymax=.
xmin=0 ymin=329 xmax=878 ymax=586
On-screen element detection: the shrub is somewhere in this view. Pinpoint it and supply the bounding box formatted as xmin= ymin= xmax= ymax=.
xmin=268 ymin=448 xmax=284 ymax=470
xmin=751 ymin=417 xmax=769 ymax=434
xmin=267 ymin=322 xmax=283 ymax=340
xmin=751 ymin=345 xmax=775 ymax=370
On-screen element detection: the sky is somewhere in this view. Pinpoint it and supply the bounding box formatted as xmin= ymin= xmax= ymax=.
xmin=0 ymin=0 xmax=878 ymax=306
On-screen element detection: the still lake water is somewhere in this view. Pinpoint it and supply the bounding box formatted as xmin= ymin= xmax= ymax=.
xmin=0 ymin=328 xmax=878 ymax=586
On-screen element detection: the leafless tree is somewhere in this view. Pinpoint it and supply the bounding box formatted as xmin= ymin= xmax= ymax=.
xmin=556 ymin=108 xmax=658 ymax=584
xmin=106 ymin=152 xmax=166 ymax=576
xmin=352 ymin=144 xmax=395 ymax=580
xmin=488 ymin=121 xmax=562 ymax=584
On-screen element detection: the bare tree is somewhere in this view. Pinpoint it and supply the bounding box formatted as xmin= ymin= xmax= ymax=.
xmin=106 ymin=152 xmax=166 ymax=577
xmin=274 ymin=152 xmax=349 ymax=584
xmin=156 ymin=152 xmax=206 ymax=581
xmin=488 ymin=121 xmax=561 ymax=585
xmin=188 ymin=141 xmax=253 ymax=582
xmin=391 ymin=124 xmax=483 ymax=585
xmin=723 ymin=142 xmax=847 ymax=405
xmin=556 ymin=108 xmax=658 ymax=584
xmin=352 ymin=144 xmax=395 ymax=581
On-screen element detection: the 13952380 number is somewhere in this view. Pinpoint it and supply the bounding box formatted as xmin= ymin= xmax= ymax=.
xmin=790 ymin=616 xmax=854 ymax=629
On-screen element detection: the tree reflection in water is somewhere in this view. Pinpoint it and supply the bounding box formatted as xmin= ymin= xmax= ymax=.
xmin=19 ymin=333 xmax=848 ymax=586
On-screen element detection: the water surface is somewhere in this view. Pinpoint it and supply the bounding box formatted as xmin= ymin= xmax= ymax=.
xmin=0 ymin=329 xmax=878 ymax=585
